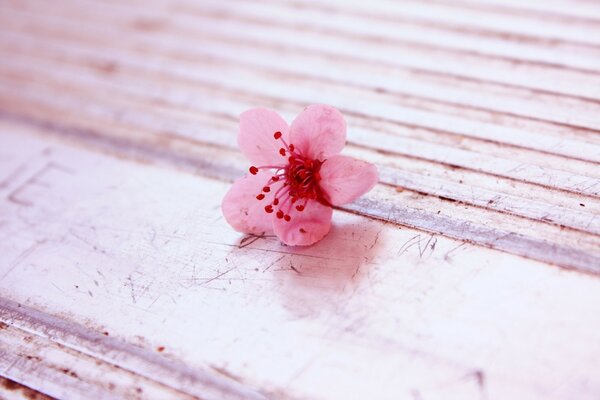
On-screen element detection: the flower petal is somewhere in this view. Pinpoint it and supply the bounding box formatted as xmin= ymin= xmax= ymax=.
xmin=221 ymin=171 xmax=279 ymax=234
xmin=319 ymin=155 xmax=378 ymax=206
xmin=272 ymin=200 xmax=333 ymax=246
xmin=238 ymin=108 xmax=290 ymax=166
xmin=289 ymin=104 xmax=346 ymax=160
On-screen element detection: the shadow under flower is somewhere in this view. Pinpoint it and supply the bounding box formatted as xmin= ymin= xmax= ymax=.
xmin=268 ymin=216 xmax=387 ymax=318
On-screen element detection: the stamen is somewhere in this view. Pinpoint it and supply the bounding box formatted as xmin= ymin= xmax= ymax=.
xmin=273 ymin=184 xmax=290 ymax=201
xmin=273 ymin=131 xmax=295 ymax=155
xmin=296 ymin=198 xmax=309 ymax=211
xmin=250 ymin=134 xmax=325 ymax=222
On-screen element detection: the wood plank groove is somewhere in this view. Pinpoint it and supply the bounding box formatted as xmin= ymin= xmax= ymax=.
xmin=3 ymin=12 xmax=598 ymax=155
xmin=2 ymin=67 xmax=599 ymax=218
xmin=3 ymin=26 xmax=600 ymax=162
xmin=1 ymin=40 xmax=600 ymax=197
xmin=2 ymin=23 xmax=600 ymax=166
xmin=5 ymin=0 xmax=600 ymax=106
xmin=269 ymin=0 xmax=600 ymax=47
xmin=3 ymin=56 xmax=600 ymax=213
xmin=191 ymin=0 xmax=600 ymax=73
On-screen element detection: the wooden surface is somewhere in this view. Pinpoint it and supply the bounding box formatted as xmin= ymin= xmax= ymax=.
xmin=0 ymin=0 xmax=599 ymax=399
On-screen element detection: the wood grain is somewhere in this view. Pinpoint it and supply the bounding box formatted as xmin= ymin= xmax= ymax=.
xmin=0 ymin=0 xmax=599 ymax=399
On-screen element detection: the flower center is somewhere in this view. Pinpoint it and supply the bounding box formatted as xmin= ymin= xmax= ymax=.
xmin=248 ymin=131 xmax=325 ymax=222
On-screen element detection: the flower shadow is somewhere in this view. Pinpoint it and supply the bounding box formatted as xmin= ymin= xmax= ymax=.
xmin=269 ymin=217 xmax=386 ymax=318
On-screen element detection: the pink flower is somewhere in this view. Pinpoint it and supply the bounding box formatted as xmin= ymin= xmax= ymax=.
xmin=221 ymin=105 xmax=378 ymax=246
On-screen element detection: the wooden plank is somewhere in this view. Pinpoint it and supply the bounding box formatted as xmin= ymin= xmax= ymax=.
xmin=278 ymin=0 xmax=600 ymax=46
xmin=1 ymin=43 xmax=597 ymax=190
xmin=5 ymin=1 xmax=600 ymax=122
xmin=1 ymin=130 xmax=599 ymax=400
xmin=1 ymin=0 xmax=600 ymax=398
xmin=0 ymin=300 xmax=268 ymax=400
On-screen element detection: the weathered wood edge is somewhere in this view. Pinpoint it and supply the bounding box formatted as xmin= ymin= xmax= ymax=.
xmin=0 ymin=297 xmax=272 ymax=400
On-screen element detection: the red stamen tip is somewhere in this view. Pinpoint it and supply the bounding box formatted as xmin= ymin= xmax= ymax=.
xmin=274 ymin=131 xmax=282 ymax=139
xmin=296 ymin=205 xmax=305 ymax=211
xmin=264 ymin=205 xmax=273 ymax=213
xmin=289 ymin=144 xmax=295 ymax=152
xmin=249 ymin=166 xmax=258 ymax=175
xmin=284 ymin=215 xmax=291 ymax=222
xmin=262 ymin=186 xmax=271 ymax=193
xmin=279 ymin=148 xmax=286 ymax=156
xmin=273 ymin=198 xmax=279 ymax=205
xmin=272 ymin=176 xmax=279 ymax=182
xmin=276 ymin=210 xmax=284 ymax=219
xmin=256 ymin=194 xmax=265 ymax=200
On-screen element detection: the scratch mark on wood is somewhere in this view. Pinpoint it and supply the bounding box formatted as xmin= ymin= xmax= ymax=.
xmin=418 ymin=234 xmax=437 ymax=258
xmin=51 ymin=282 xmax=67 ymax=296
xmin=262 ymin=255 xmax=285 ymax=273
xmin=7 ymin=162 xmax=74 ymax=207
xmin=398 ymin=234 xmax=422 ymax=256
xmin=238 ymin=232 xmax=266 ymax=248
xmin=1 ymin=239 xmax=47 ymax=280
xmin=200 ymin=267 xmax=237 ymax=286
xmin=444 ymin=242 xmax=468 ymax=262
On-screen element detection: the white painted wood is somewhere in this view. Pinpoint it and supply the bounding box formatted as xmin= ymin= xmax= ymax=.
xmin=1 ymin=130 xmax=600 ymax=400
xmin=1 ymin=0 xmax=599 ymax=398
